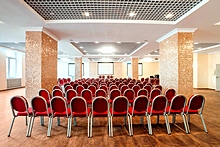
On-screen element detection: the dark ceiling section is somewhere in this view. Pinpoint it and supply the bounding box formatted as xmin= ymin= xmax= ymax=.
xmin=24 ymin=0 xmax=202 ymax=21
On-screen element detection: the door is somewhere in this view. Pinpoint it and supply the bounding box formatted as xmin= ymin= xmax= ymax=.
xmin=216 ymin=64 xmax=220 ymax=91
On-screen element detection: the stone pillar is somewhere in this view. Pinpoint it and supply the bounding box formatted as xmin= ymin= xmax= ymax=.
xmin=158 ymin=28 xmax=196 ymax=98
xmin=25 ymin=29 xmax=58 ymax=100
xmin=131 ymin=57 xmax=139 ymax=80
xmin=75 ymin=57 xmax=82 ymax=80
xmin=0 ymin=49 xmax=7 ymax=90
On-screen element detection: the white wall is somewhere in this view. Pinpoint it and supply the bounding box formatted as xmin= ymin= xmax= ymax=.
xmin=0 ymin=48 xmax=7 ymax=90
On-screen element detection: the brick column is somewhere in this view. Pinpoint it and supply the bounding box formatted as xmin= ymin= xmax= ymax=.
xmin=131 ymin=57 xmax=139 ymax=80
xmin=75 ymin=57 xmax=82 ymax=80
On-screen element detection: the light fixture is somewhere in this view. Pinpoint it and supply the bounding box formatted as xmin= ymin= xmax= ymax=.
xmin=79 ymin=46 xmax=83 ymax=49
xmin=74 ymin=42 xmax=79 ymax=44
xmin=84 ymin=12 xmax=90 ymax=17
xmin=100 ymin=46 xmax=115 ymax=53
xmin=154 ymin=50 xmax=158 ymax=52
xmin=83 ymin=50 xmax=87 ymax=53
xmin=136 ymin=42 xmax=141 ymax=44
xmin=194 ymin=42 xmax=199 ymax=44
xmin=95 ymin=41 xmax=99 ymax=44
xmin=117 ymin=42 xmax=121 ymax=44
xmin=129 ymin=12 xmax=136 ymax=17
xmin=165 ymin=13 xmax=174 ymax=19
xmin=14 ymin=42 xmax=19 ymax=44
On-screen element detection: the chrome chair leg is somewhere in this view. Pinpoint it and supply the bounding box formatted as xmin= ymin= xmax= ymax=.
xmin=8 ymin=117 xmax=15 ymax=137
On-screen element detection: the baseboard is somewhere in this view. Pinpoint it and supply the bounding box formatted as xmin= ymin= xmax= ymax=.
xmin=193 ymin=88 xmax=215 ymax=90
xmin=0 ymin=86 xmax=25 ymax=92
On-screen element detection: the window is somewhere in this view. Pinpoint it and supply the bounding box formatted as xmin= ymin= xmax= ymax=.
xmin=68 ymin=63 xmax=84 ymax=76
xmin=127 ymin=63 xmax=143 ymax=76
xmin=6 ymin=51 xmax=17 ymax=78
xmin=98 ymin=62 xmax=114 ymax=75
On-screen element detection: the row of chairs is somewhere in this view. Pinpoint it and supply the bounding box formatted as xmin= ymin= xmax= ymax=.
xmin=8 ymin=93 xmax=208 ymax=138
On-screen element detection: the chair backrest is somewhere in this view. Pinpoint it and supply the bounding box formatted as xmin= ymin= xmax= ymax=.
xmin=150 ymin=78 xmax=155 ymax=85
xmin=39 ymin=88 xmax=51 ymax=102
xmin=65 ymin=85 xmax=73 ymax=93
xmin=92 ymin=96 xmax=108 ymax=115
xmin=50 ymin=96 xmax=69 ymax=117
xmin=66 ymin=89 xmax=77 ymax=102
xmin=72 ymin=83 xmax=79 ymax=90
xmin=109 ymin=85 xmax=118 ymax=91
xmin=164 ymin=88 xmax=176 ymax=102
xmin=88 ymin=85 xmax=96 ymax=96
xmin=120 ymin=85 xmax=129 ymax=94
xmin=52 ymin=85 xmax=62 ymax=91
xmin=64 ymin=83 xmax=71 ymax=89
xmin=95 ymin=89 xmax=106 ymax=97
xmin=128 ymin=83 xmax=134 ymax=89
xmin=52 ymin=89 xmax=64 ymax=97
xmin=137 ymin=89 xmax=148 ymax=97
xmin=186 ymin=94 xmax=205 ymax=114
xmin=67 ymin=78 xmax=71 ymax=83
xmin=141 ymin=78 xmax=145 ymax=82
xmin=99 ymin=85 xmax=108 ymax=94
xmin=81 ymin=89 xmax=93 ymax=102
xmin=31 ymin=96 xmax=50 ymax=116
xmin=137 ymin=83 xmax=144 ymax=89
xmin=10 ymin=96 xmax=30 ymax=117
xmin=131 ymin=95 xmax=149 ymax=116
xmin=132 ymin=85 xmax=141 ymax=96
xmin=112 ymin=96 xmax=129 ymax=117
xmin=143 ymin=85 xmax=152 ymax=97
xmin=149 ymin=88 xmax=161 ymax=101
xmin=70 ymin=96 xmax=89 ymax=117
xmin=124 ymin=89 xmax=135 ymax=101
xmin=118 ymin=83 xmax=125 ymax=90
xmin=82 ymin=83 xmax=89 ymax=89
xmin=167 ymin=94 xmax=186 ymax=114
xmin=155 ymin=78 xmax=160 ymax=85
xmin=109 ymin=89 xmax=121 ymax=101
xmin=146 ymin=83 xmax=152 ymax=87
xmin=76 ymin=85 xmax=84 ymax=95
xmin=154 ymin=85 xmax=162 ymax=91
xmin=148 ymin=95 xmax=167 ymax=115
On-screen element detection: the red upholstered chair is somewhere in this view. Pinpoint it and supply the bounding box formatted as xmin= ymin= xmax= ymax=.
xmin=166 ymin=94 xmax=188 ymax=133
xmin=64 ymin=83 xmax=71 ymax=89
xmin=146 ymin=95 xmax=171 ymax=135
xmin=124 ymin=89 xmax=135 ymax=105
xmin=81 ymin=89 xmax=93 ymax=105
xmin=99 ymin=85 xmax=108 ymax=94
xmin=52 ymin=89 xmax=64 ymax=98
xmin=150 ymin=78 xmax=155 ymax=85
xmin=47 ymin=96 xmax=70 ymax=137
xmin=88 ymin=85 xmax=96 ymax=97
xmin=154 ymin=85 xmax=162 ymax=91
xmin=149 ymin=88 xmax=161 ymax=102
xmin=143 ymin=85 xmax=152 ymax=97
xmin=118 ymin=83 xmax=125 ymax=90
xmin=27 ymin=96 xmax=52 ymax=137
xmin=128 ymin=83 xmax=134 ymax=89
xmin=109 ymin=89 xmax=121 ymax=104
xmin=82 ymin=83 xmax=89 ymax=89
xmin=72 ymin=83 xmax=79 ymax=90
xmin=137 ymin=83 xmax=144 ymax=89
xmin=129 ymin=95 xmax=149 ymax=135
xmin=132 ymin=85 xmax=141 ymax=97
xmin=110 ymin=96 xmax=132 ymax=137
xmin=146 ymin=83 xmax=152 ymax=87
xmin=67 ymin=78 xmax=71 ymax=83
xmin=155 ymin=78 xmax=160 ymax=85
xmin=95 ymin=89 xmax=107 ymax=97
xmin=141 ymin=78 xmax=145 ymax=82
xmin=8 ymin=96 xmax=32 ymax=137
xmin=109 ymin=85 xmax=118 ymax=91
xmin=64 ymin=85 xmax=73 ymax=93
xmin=137 ymin=89 xmax=148 ymax=97
xmin=63 ymin=78 xmax=67 ymax=84
xmin=76 ymin=85 xmax=84 ymax=96
xmin=120 ymin=85 xmax=129 ymax=95
xmin=70 ymin=81 xmax=75 ymax=87
xmin=164 ymin=88 xmax=176 ymax=104
xmin=184 ymin=94 xmax=208 ymax=133
xmin=68 ymin=96 xmax=91 ymax=137
xmin=39 ymin=88 xmax=51 ymax=106
xmin=90 ymin=96 xmax=111 ymax=137
xmin=65 ymin=89 xmax=77 ymax=104
xmin=52 ymin=85 xmax=62 ymax=91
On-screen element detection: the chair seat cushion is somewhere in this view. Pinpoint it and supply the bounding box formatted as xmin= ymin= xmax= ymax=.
xmin=147 ymin=106 xmax=164 ymax=115
xmin=73 ymin=108 xmax=91 ymax=117
xmin=110 ymin=108 xmax=127 ymax=117
xmin=35 ymin=107 xmax=53 ymax=116
xmin=92 ymin=110 xmax=108 ymax=117
xmin=184 ymin=106 xmax=198 ymax=114
xmin=166 ymin=106 xmax=182 ymax=114
xmin=54 ymin=108 xmax=71 ymax=117
xmin=128 ymin=107 xmax=146 ymax=116
xmin=17 ymin=107 xmax=33 ymax=116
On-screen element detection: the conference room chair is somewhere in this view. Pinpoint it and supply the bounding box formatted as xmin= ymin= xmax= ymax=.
xmin=52 ymin=89 xmax=64 ymax=98
xmin=166 ymin=94 xmax=189 ymax=133
xmin=65 ymin=89 xmax=77 ymax=104
xmin=146 ymin=95 xmax=171 ymax=135
xmin=81 ymin=89 xmax=93 ymax=105
xmin=68 ymin=96 xmax=91 ymax=138
xmin=137 ymin=89 xmax=148 ymax=97
xmin=109 ymin=89 xmax=121 ymax=104
xmin=184 ymin=94 xmax=208 ymax=133
xmin=124 ymin=89 xmax=135 ymax=105
xmin=129 ymin=95 xmax=149 ymax=136
xmin=132 ymin=85 xmax=141 ymax=97
xmin=95 ymin=89 xmax=107 ymax=97
xmin=143 ymin=85 xmax=152 ymax=97
xmin=76 ymin=85 xmax=84 ymax=96
xmin=88 ymin=85 xmax=97 ymax=97
xmin=120 ymin=85 xmax=129 ymax=95
xmin=39 ymin=88 xmax=51 ymax=106
xmin=27 ymin=96 xmax=52 ymax=137
xmin=90 ymin=96 xmax=111 ymax=137
xmin=149 ymin=88 xmax=161 ymax=103
xmin=110 ymin=96 xmax=132 ymax=137
xmin=8 ymin=96 xmax=32 ymax=137
xmin=47 ymin=96 xmax=70 ymax=137
xmin=154 ymin=85 xmax=162 ymax=91
xmin=164 ymin=88 xmax=176 ymax=104
xmin=64 ymin=85 xmax=73 ymax=93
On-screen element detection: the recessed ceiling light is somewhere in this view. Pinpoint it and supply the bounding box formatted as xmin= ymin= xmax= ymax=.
xmin=194 ymin=42 xmax=199 ymax=44
xmin=155 ymin=50 xmax=158 ymax=52
xmin=79 ymin=46 xmax=83 ymax=49
xmin=136 ymin=42 xmax=141 ymax=44
xmin=95 ymin=41 xmax=99 ymax=44
xmin=129 ymin=12 xmax=136 ymax=17
xmin=50 ymin=12 xmax=54 ymax=15
xmin=0 ymin=20 xmax=4 ymax=23
xmin=117 ymin=42 xmax=121 ymax=44
xmin=14 ymin=42 xmax=19 ymax=44
xmin=84 ymin=12 xmax=90 ymax=17
xmin=165 ymin=13 xmax=174 ymax=19
xmin=100 ymin=46 xmax=115 ymax=53
xmin=74 ymin=42 xmax=79 ymax=44
xmin=83 ymin=50 xmax=87 ymax=52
